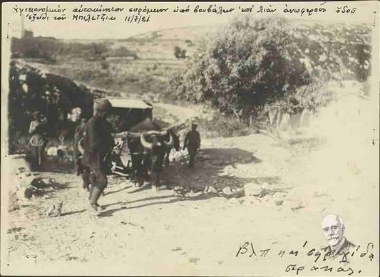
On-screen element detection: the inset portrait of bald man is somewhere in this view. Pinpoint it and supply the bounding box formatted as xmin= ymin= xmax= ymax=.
xmin=321 ymin=214 xmax=355 ymax=259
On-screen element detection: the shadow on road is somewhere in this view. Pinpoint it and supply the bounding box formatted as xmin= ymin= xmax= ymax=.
xmin=95 ymin=147 xmax=284 ymax=218
xmin=164 ymin=147 xmax=266 ymax=191
xmin=97 ymin=193 xmax=220 ymax=218
xmin=104 ymin=185 xmax=132 ymax=196
xmin=61 ymin=209 xmax=86 ymax=217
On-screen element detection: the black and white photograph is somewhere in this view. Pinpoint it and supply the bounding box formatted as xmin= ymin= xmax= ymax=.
xmin=1 ymin=1 xmax=379 ymax=276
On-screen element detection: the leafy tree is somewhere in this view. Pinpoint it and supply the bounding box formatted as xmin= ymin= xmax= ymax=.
xmin=169 ymin=16 xmax=336 ymax=123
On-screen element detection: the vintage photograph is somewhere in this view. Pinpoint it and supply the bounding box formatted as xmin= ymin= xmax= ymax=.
xmin=1 ymin=1 xmax=379 ymax=276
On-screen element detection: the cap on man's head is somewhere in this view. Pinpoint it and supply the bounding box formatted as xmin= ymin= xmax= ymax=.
xmin=33 ymin=111 xmax=41 ymax=117
xmin=97 ymin=99 xmax=112 ymax=113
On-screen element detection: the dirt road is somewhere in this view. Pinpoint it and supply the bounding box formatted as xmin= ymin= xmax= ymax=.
xmin=2 ymin=63 xmax=378 ymax=274
xmin=2 ymin=125 xmax=378 ymax=275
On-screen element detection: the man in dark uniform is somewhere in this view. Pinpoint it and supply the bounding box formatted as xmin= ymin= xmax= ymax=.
xmin=81 ymin=99 xmax=114 ymax=212
xmin=321 ymin=214 xmax=356 ymax=261
xmin=183 ymin=122 xmax=201 ymax=168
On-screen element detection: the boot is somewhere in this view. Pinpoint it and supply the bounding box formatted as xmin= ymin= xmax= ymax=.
xmin=89 ymin=186 xmax=104 ymax=212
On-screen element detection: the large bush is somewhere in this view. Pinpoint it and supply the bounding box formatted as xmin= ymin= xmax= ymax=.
xmin=169 ymin=16 xmax=369 ymax=125
xmin=169 ymin=17 xmax=313 ymax=116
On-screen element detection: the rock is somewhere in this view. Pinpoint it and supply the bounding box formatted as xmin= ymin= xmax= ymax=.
xmin=207 ymin=186 xmax=218 ymax=194
xmin=188 ymin=191 xmax=203 ymax=197
xmin=222 ymin=187 xmax=233 ymax=196
xmin=244 ymin=183 xmax=262 ymax=196
xmin=275 ymin=200 xmax=284 ymax=206
xmin=46 ymin=202 xmax=63 ymax=217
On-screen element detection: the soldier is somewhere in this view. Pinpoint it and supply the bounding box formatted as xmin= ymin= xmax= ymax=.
xmin=183 ymin=122 xmax=201 ymax=168
xmin=81 ymin=99 xmax=114 ymax=212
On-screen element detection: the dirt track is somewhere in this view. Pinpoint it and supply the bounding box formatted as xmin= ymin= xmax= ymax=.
xmin=1 ymin=65 xmax=379 ymax=275
xmin=2 ymin=123 xmax=378 ymax=275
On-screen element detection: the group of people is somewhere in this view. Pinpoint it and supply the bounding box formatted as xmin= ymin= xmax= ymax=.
xmin=74 ymin=99 xmax=201 ymax=213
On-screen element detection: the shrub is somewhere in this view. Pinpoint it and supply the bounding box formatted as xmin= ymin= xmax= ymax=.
xmin=197 ymin=113 xmax=252 ymax=138
xmin=169 ymin=17 xmax=313 ymax=117
xmin=100 ymin=59 xmax=110 ymax=70
xmin=169 ymin=16 xmax=369 ymax=128
xmin=174 ymin=46 xmax=187 ymax=59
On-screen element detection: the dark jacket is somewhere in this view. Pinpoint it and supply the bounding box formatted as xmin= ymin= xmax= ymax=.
xmin=184 ymin=130 xmax=201 ymax=149
xmin=321 ymin=238 xmax=355 ymax=259
xmin=82 ymin=114 xmax=114 ymax=170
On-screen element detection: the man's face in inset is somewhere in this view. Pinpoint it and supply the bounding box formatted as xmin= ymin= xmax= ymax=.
xmin=322 ymin=215 xmax=345 ymax=247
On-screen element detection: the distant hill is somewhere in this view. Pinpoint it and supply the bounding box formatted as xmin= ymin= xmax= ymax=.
xmin=14 ymin=19 xmax=371 ymax=101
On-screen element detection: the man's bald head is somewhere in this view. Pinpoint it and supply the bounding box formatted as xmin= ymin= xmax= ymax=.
xmin=322 ymin=214 xmax=345 ymax=247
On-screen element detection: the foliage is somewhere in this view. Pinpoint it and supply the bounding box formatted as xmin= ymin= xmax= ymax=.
xmin=169 ymin=17 xmax=314 ymax=117
xmin=108 ymin=46 xmax=138 ymax=58
xmin=100 ymin=59 xmax=110 ymax=70
xmin=197 ymin=113 xmax=253 ymax=138
xmin=169 ymin=16 xmax=370 ymax=128
xmin=174 ymin=46 xmax=187 ymax=59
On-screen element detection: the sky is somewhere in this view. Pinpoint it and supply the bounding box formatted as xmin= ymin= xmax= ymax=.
xmin=2 ymin=1 xmax=377 ymax=40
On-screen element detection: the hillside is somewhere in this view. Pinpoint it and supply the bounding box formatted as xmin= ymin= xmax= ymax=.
xmin=15 ymin=19 xmax=369 ymax=106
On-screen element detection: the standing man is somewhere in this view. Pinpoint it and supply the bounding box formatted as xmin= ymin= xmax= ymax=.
xmin=29 ymin=111 xmax=48 ymax=171
xmin=81 ymin=99 xmax=114 ymax=212
xmin=183 ymin=121 xmax=201 ymax=168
